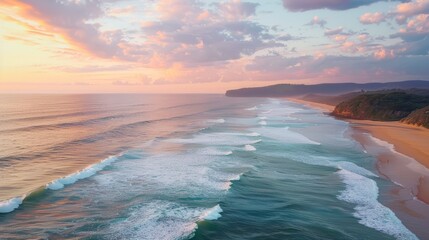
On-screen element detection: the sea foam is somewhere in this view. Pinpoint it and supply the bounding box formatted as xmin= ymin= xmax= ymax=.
xmin=200 ymin=204 xmax=223 ymax=221
xmin=244 ymin=145 xmax=256 ymax=151
xmin=109 ymin=201 xmax=224 ymax=240
xmin=46 ymin=156 xmax=118 ymax=190
xmin=246 ymin=132 xmax=261 ymax=137
xmin=254 ymin=127 xmax=321 ymax=145
xmin=109 ymin=201 xmax=200 ymax=240
xmin=168 ymin=132 xmax=262 ymax=146
xmin=337 ymin=169 xmax=418 ymax=240
xmin=0 ymin=196 xmax=25 ymax=213
xmin=198 ymin=148 xmax=233 ymax=156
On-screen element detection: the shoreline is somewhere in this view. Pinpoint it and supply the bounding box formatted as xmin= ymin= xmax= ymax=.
xmin=288 ymin=97 xmax=429 ymax=238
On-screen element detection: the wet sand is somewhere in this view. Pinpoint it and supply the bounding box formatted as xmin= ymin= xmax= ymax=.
xmin=288 ymin=97 xmax=429 ymax=238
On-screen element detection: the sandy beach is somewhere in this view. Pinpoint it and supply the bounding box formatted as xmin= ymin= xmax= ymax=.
xmin=289 ymin=97 xmax=429 ymax=171
xmin=288 ymin=98 xmax=335 ymax=113
xmin=289 ymin=97 xmax=429 ymax=238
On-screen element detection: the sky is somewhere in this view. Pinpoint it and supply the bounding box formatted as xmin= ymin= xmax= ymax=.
xmin=0 ymin=0 xmax=428 ymax=93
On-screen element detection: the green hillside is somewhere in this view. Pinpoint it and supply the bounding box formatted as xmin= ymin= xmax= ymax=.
xmin=401 ymin=106 xmax=429 ymax=128
xmin=332 ymin=92 xmax=429 ymax=121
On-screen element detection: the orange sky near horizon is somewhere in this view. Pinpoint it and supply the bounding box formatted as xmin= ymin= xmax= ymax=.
xmin=1 ymin=0 xmax=428 ymax=93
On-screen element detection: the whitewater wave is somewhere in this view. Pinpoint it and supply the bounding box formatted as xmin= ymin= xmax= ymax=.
xmin=246 ymin=132 xmax=260 ymax=137
xmin=368 ymin=134 xmax=396 ymax=152
xmin=200 ymin=204 xmax=223 ymax=221
xmin=109 ymin=201 xmax=223 ymax=240
xmin=244 ymin=145 xmax=256 ymax=151
xmin=337 ymin=169 xmax=418 ymax=240
xmin=1 ymin=155 xmax=120 ymax=214
xmin=294 ymin=155 xmax=377 ymax=177
xmin=168 ymin=132 xmax=262 ymax=146
xmin=197 ymin=148 xmax=233 ymax=156
xmin=246 ymin=106 xmax=258 ymax=111
xmin=259 ymin=120 xmax=267 ymax=126
xmin=0 ymin=196 xmax=25 ymax=213
xmin=46 ymin=156 xmax=118 ymax=190
xmin=254 ymin=127 xmax=321 ymax=145
xmin=110 ymin=201 xmax=223 ymax=240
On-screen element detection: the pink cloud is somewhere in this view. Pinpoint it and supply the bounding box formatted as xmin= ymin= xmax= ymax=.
xmin=138 ymin=0 xmax=282 ymax=67
xmin=396 ymin=0 xmax=429 ymax=17
xmin=9 ymin=0 xmax=283 ymax=68
xmin=12 ymin=0 xmax=132 ymax=60
xmin=394 ymin=0 xmax=429 ymax=24
xmin=306 ymin=16 xmax=327 ymax=28
xmin=106 ymin=6 xmax=136 ymax=17
xmin=360 ymin=12 xmax=386 ymax=24
xmin=358 ymin=33 xmax=370 ymax=42
xmin=374 ymin=48 xmax=395 ymax=60
xmin=215 ymin=0 xmax=259 ymax=21
xmin=4 ymin=0 xmax=429 ymax=86
xmin=324 ymin=27 xmax=344 ymax=36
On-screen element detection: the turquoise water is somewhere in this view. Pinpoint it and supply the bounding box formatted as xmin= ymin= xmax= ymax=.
xmin=0 ymin=95 xmax=417 ymax=239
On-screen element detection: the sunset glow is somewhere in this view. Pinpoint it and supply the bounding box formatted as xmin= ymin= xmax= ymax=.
xmin=1 ymin=0 xmax=428 ymax=93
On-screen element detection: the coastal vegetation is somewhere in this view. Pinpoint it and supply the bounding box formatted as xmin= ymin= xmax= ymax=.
xmin=401 ymin=105 xmax=429 ymax=129
xmin=331 ymin=91 xmax=429 ymax=122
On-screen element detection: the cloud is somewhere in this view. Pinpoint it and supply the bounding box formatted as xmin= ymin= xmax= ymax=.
xmin=306 ymin=16 xmax=327 ymax=27
xmin=396 ymin=0 xmax=429 ymax=17
xmin=358 ymin=33 xmax=370 ymax=42
xmin=374 ymin=48 xmax=395 ymax=59
xmin=282 ymin=0 xmax=387 ymax=12
xmin=392 ymin=14 xmax=429 ymax=41
xmin=360 ymin=12 xmax=386 ymax=24
xmin=246 ymin=53 xmax=429 ymax=82
xmin=276 ymin=34 xmax=303 ymax=41
xmin=4 ymin=0 xmax=428 ymax=87
xmin=390 ymin=14 xmax=429 ymax=56
xmin=214 ymin=0 xmax=259 ymax=21
xmin=394 ymin=0 xmax=429 ymax=24
xmin=139 ymin=0 xmax=282 ymax=67
xmin=52 ymin=64 xmax=133 ymax=73
xmin=106 ymin=5 xmax=136 ymax=17
xmin=2 ymin=34 xmax=38 ymax=45
xmin=112 ymin=80 xmax=141 ymax=86
xmin=324 ymin=27 xmax=344 ymax=36
xmin=13 ymin=0 xmax=130 ymax=60
xmin=9 ymin=0 xmax=283 ymax=68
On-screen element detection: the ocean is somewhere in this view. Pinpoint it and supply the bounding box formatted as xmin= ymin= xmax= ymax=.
xmin=0 ymin=94 xmax=418 ymax=239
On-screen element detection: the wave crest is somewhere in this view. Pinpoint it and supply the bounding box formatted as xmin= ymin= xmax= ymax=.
xmin=46 ymin=156 xmax=118 ymax=190
xmin=0 ymin=196 xmax=25 ymax=213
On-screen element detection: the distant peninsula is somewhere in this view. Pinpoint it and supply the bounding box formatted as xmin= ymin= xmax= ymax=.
xmin=225 ymin=80 xmax=429 ymax=97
